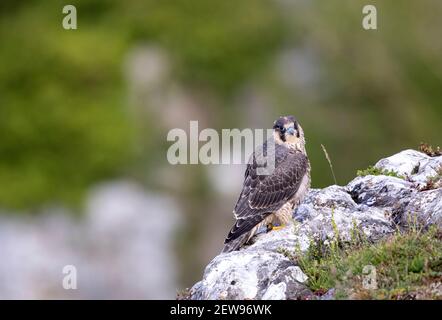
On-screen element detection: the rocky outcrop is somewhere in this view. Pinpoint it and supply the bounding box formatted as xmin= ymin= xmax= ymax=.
xmin=189 ymin=149 xmax=442 ymax=300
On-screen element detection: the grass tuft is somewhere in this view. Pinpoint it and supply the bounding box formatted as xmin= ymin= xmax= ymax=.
xmin=292 ymin=223 xmax=442 ymax=299
xmin=176 ymin=288 xmax=192 ymax=300
xmin=321 ymin=144 xmax=338 ymax=185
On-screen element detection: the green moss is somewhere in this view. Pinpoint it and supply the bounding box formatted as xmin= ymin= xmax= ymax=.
xmin=357 ymin=165 xmax=405 ymax=179
xmin=293 ymin=226 xmax=442 ymax=299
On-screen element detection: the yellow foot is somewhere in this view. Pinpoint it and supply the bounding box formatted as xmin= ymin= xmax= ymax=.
xmin=266 ymin=223 xmax=286 ymax=231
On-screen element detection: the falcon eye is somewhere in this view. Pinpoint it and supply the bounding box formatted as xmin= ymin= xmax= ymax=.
xmin=280 ymin=127 xmax=286 ymax=133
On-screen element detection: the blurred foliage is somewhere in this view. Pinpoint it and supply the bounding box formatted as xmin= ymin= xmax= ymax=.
xmin=0 ymin=1 xmax=134 ymax=209
xmin=129 ymin=0 xmax=287 ymax=93
xmin=0 ymin=2 xmax=440 ymax=209
xmin=269 ymin=0 xmax=442 ymax=187
xmin=0 ymin=0 xmax=285 ymax=209
xmin=0 ymin=0 xmax=441 ymax=290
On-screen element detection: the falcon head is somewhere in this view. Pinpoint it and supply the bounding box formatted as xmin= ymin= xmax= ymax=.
xmin=272 ymin=115 xmax=305 ymax=150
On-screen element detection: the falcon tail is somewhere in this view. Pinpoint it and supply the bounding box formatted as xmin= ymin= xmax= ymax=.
xmin=221 ymin=232 xmax=250 ymax=253
xmin=222 ymin=213 xmax=271 ymax=253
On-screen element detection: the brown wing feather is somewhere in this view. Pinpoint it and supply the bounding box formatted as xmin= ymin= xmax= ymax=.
xmin=225 ymin=144 xmax=308 ymax=244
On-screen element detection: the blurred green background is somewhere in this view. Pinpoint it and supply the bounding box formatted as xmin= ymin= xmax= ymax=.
xmin=0 ymin=0 xmax=441 ymax=291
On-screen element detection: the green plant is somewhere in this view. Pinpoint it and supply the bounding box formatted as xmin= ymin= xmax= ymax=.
xmin=293 ymin=223 xmax=442 ymax=299
xmin=419 ymin=142 xmax=442 ymax=157
xmin=421 ymin=165 xmax=442 ymax=191
xmin=357 ymin=166 xmax=405 ymax=179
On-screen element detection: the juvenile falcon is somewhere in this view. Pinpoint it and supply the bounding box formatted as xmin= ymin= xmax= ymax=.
xmin=223 ymin=116 xmax=310 ymax=253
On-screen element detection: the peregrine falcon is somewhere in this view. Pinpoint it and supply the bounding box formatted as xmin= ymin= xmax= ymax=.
xmin=223 ymin=116 xmax=311 ymax=253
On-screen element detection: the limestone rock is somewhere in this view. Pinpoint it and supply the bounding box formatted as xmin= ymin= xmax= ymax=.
xmin=189 ymin=150 xmax=442 ymax=300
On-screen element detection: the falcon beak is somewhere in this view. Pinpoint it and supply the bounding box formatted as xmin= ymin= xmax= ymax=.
xmin=286 ymin=127 xmax=295 ymax=135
